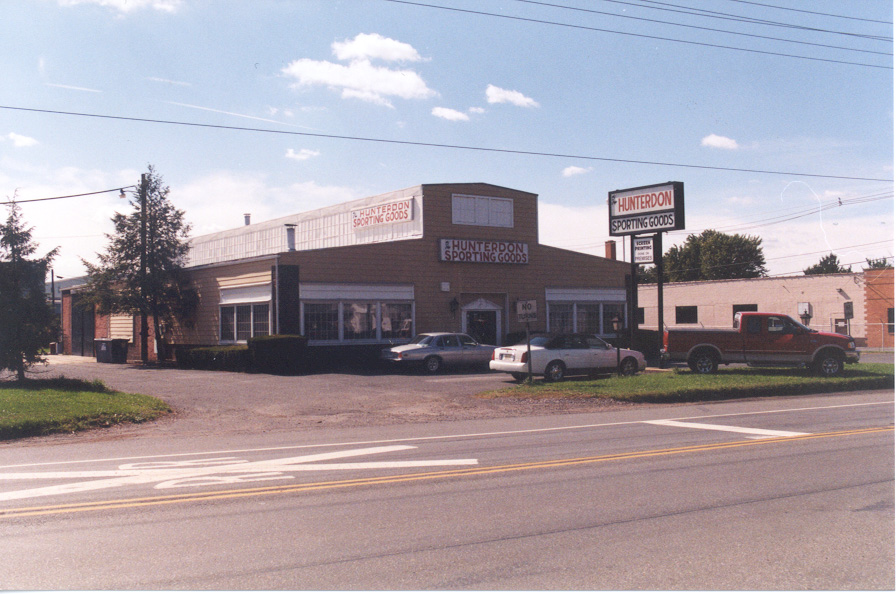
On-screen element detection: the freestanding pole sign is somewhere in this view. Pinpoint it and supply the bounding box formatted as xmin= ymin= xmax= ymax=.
xmin=516 ymin=300 xmax=538 ymax=382
xmin=608 ymin=182 xmax=685 ymax=364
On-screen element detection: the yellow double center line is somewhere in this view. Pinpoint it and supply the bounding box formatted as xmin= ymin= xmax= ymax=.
xmin=2 ymin=426 xmax=891 ymax=518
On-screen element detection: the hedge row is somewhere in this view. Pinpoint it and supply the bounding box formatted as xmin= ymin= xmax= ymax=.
xmin=175 ymin=335 xmax=308 ymax=374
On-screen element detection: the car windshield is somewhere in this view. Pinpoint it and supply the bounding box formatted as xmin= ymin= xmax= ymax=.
xmin=409 ymin=335 xmax=434 ymax=346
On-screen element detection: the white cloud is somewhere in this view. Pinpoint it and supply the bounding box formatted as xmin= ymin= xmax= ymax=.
xmin=58 ymin=0 xmax=182 ymax=13
xmin=562 ymin=166 xmax=592 ymax=178
xmin=702 ymin=134 xmax=739 ymax=150
xmin=468 ymin=107 xmax=485 ymax=114
xmin=285 ymin=148 xmax=320 ymax=161
xmin=485 ymin=84 xmax=539 ymax=108
xmin=5 ymin=133 xmax=39 ymax=147
xmin=282 ymin=40 xmax=437 ymax=108
xmin=332 ymin=33 xmax=423 ymax=63
xmin=432 ymin=107 xmax=469 ymax=121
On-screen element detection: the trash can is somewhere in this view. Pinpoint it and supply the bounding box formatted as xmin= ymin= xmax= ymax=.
xmin=95 ymin=339 xmax=129 ymax=363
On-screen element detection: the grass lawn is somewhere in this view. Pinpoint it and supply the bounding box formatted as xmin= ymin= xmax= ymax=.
xmin=0 ymin=377 xmax=171 ymax=440
xmin=479 ymin=363 xmax=895 ymax=404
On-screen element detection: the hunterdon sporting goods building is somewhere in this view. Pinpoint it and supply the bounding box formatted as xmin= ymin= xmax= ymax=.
xmin=64 ymin=183 xmax=631 ymax=359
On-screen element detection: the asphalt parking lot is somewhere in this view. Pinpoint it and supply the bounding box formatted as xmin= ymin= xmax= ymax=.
xmin=29 ymin=351 xmax=892 ymax=441
xmin=36 ymin=355 xmax=632 ymax=439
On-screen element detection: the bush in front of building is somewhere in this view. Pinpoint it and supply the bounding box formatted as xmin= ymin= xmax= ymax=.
xmin=247 ymin=334 xmax=308 ymax=375
xmin=175 ymin=345 xmax=249 ymax=372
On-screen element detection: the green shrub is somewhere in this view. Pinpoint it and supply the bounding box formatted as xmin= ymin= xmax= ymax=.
xmin=176 ymin=345 xmax=249 ymax=372
xmin=247 ymin=334 xmax=308 ymax=375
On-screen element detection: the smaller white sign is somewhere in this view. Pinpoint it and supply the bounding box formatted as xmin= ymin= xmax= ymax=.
xmin=517 ymin=300 xmax=538 ymax=323
xmin=351 ymin=199 xmax=414 ymax=230
xmin=634 ymin=237 xmax=654 ymax=264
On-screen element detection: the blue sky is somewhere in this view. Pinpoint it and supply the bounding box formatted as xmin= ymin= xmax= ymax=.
xmin=1 ymin=0 xmax=892 ymax=279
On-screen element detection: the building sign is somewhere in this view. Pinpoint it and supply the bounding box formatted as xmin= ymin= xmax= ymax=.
xmin=633 ymin=237 xmax=655 ymax=264
xmin=608 ymin=182 xmax=685 ymax=236
xmin=440 ymin=239 xmax=529 ymax=264
xmin=351 ymin=199 xmax=414 ymax=230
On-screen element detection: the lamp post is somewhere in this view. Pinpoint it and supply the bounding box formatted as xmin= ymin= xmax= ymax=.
xmin=611 ymin=316 xmax=621 ymax=376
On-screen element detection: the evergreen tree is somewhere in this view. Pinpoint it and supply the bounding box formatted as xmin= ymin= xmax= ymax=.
xmin=0 ymin=199 xmax=59 ymax=380
xmin=81 ymin=166 xmax=196 ymax=362
xmin=803 ymin=253 xmax=851 ymax=275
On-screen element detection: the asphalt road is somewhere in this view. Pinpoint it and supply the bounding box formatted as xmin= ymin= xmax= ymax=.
xmin=1 ymin=383 xmax=892 ymax=589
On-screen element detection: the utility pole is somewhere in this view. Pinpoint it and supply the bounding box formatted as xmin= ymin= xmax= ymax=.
xmin=139 ymin=173 xmax=148 ymax=363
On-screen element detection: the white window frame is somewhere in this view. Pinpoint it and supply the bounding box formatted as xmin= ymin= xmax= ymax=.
xmin=451 ymin=194 xmax=514 ymax=228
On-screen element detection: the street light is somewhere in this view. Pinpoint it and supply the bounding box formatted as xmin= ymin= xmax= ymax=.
xmin=611 ymin=316 xmax=622 ymax=376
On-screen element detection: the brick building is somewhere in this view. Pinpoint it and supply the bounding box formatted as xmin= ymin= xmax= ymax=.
xmin=62 ymin=183 xmax=631 ymax=359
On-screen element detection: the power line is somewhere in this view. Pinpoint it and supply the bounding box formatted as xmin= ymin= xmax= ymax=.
xmin=555 ymin=191 xmax=893 ymax=251
xmin=616 ymin=0 xmax=892 ymax=41
xmin=382 ymin=1 xmax=892 ymax=69
xmin=1 ymin=186 xmax=136 ymax=205
xmin=721 ymin=0 xmax=893 ymax=25
xmin=2 ymin=105 xmax=891 ymax=183
xmin=512 ymin=0 xmax=892 ymax=56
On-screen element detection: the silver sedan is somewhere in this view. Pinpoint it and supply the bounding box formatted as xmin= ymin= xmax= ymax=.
xmin=381 ymin=332 xmax=496 ymax=373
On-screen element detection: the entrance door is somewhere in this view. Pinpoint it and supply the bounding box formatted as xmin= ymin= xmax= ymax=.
xmin=70 ymin=296 xmax=95 ymax=357
xmin=465 ymin=310 xmax=498 ymax=346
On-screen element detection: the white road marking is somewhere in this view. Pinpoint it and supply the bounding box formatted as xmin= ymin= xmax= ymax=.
xmin=0 ymin=401 xmax=888 ymax=471
xmin=0 ymin=445 xmax=478 ymax=502
xmin=643 ymin=419 xmax=811 ymax=439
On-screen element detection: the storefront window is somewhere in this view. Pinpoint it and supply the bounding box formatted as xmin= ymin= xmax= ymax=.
xmin=576 ymin=304 xmax=601 ymax=334
xmin=549 ymin=304 xmax=574 ymax=333
xmin=221 ymin=306 xmax=235 ymax=342
xmin=304 ymin=303 xmax=339 ymax=341
xmin=220 ymin=302 xmax=271 ymax=342
xmin=381 ymin=303 xmax=413 ymax=339
xmin=253 ymin=303 xmax=270 ymax=338
xmin=344 ymin=302 xmax=377 ymax=340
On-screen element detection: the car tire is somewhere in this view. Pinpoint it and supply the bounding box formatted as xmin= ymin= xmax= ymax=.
xmin=544 ymin=360 xmax=566 ymax=382
xmin=423 ymin=356 xmax=442 ymax=374
xmin=510 ymin=372 xmax=527 ymax=382
xmin=619 ymin=357 xmax=638 ymax=376
xmin=688 ymin=350 xmax=719 ymax=374
xmin=813 ymin=350 xmax=844 ymax=377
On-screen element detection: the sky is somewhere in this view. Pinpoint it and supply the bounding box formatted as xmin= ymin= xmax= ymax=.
xmin=1 ymin=0 xmax=892 ymax=281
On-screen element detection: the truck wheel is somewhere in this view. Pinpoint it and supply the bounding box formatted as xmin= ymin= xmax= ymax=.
xmin=619 ymin=357 xmax=638 ymax=376
xmin=688 ymin=350 xmax=719 ymax=374
xmin=544 ymin=360 xmax=566 ymax=382
xmin=814 ymin=351 xmax=844 ymax=377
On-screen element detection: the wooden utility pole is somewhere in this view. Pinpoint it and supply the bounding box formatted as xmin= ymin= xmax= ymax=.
xmin=139 ymin=173 xmax=148 ymax=363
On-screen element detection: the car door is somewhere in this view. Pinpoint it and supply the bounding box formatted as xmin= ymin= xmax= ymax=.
xmin=458 ymin=333 xmax=486 ymax=364
xmin=586 ymin=335 xmax=615 ymax=370
xmin=438 ymin=334 xmax=463 ymax=365
xmin=561 ymin=334 xmax=591 ymax=370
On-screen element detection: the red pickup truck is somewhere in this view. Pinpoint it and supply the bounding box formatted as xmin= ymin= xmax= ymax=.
xmin=663 ymin=312 xmax=859 ymax=376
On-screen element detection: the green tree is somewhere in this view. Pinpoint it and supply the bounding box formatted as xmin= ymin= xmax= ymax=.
xmin=864 ymin=257 xmax=892 ymax=269
xmin=803 ymin=253 xmax=851 ymax=275
xmin=0 ymin=199 xmax=59 ymax=380
xmin=640 ymin=230 xmax=767 ymax=283
xmin=81 ymin=166 xmax=195 ymax=362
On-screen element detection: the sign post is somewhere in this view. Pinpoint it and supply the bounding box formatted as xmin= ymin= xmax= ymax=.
xmin=609 ymin=182 xmax=685 ymax=365
xmin=516 ymin=300 xmax=538 ymax=382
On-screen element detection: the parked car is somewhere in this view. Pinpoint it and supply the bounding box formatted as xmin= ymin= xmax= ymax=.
xmin=381 ymin=332 xmax=496 ymax=373
xmin=490 ymin=333 xmax=647 ymax=381
xmin=663 ymin=311 xmax=859 ymax=376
